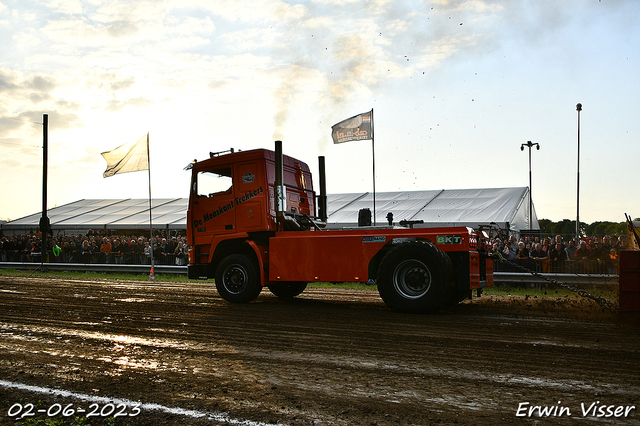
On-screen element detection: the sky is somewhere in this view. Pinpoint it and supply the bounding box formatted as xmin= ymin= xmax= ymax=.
xmin=1 ymin=0 xmax=639 ymax=225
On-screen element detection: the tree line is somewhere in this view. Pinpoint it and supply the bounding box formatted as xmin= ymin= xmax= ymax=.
xmin=537 ymin=218 xmax=639 ymax=237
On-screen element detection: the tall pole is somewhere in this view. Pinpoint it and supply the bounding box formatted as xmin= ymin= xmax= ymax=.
xmin=40 ymin=114 xmax=48 ymax=269
xmin=528 ymin=146 xmax=532 ymax=231
xmin=576 ymin=103 xmax=582 ymax=238
xmin=147 ymin=132 xmax=155 ymax=280
xmin=371 ymin=108 xmax=376 ymax=225
xmin=521 ymin=141 xmax=539 ymax=231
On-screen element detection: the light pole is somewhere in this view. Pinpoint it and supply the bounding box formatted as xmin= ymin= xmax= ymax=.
xmin=576 ymin=103 xmax=582 ymax=238
xmin=521 ymin=140 xmax=539 ymax=231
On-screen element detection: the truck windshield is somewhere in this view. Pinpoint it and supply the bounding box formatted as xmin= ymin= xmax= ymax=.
xmin=195 ymin=169 xmax=232 ymax=197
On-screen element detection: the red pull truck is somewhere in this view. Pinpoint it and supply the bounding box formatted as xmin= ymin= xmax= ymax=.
xmin=187 ymin=141 xmax=493 ymax=313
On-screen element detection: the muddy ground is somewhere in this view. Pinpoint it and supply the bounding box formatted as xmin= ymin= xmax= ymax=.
xmin=0 ymin=274 xmax=638 ymax=425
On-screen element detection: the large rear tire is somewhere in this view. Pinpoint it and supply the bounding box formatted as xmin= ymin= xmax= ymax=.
xmin=268 ymin=282 xmax=308 ymax=299
xmin=377 ymin=242 xmax=452 ymax=313
xmin=215 ymin=254 xmax=262 ymax=303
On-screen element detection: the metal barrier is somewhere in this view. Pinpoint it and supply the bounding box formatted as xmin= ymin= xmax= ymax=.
xmin=0 ymin=252 xmax=187 ymax=266
xmin=494 ymin=258 xmax=618 ymax=275
xmin=494 ymin=272 xmax=617 ymax=287
xmin=0 ymin=262 xmax=618 ymax=287
xmin=0 ymin=262 xmax=187 ymax=276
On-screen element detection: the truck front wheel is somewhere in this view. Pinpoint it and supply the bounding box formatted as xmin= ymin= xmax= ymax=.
xmin=215 ymin=254 xmax=262 ymax=303
xmin=377 ymin=242 xmax=451 ymax=313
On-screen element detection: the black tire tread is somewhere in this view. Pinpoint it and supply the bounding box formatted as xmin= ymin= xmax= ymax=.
xmin=376 ymin=241 xmax=452 ymax=313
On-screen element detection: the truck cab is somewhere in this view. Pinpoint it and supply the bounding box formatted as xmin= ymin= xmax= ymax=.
xmin=187 ymin=148 xmax=318 ymax=280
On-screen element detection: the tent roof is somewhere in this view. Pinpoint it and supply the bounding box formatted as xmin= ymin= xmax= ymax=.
xmin=327 ymin=187 xmax=538 ymax=231
xmin=1 ymin=187 xmax=538 ymax=234
xmin=2 ymin=198 xmax=187 ymax=232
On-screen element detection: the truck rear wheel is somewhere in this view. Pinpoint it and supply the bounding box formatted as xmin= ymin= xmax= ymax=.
xmin=268 ymin=282 xmax=308 ymax=299
xmin=377 ymin=242 xmax=451 ymax=313
xmin=215 ymin=254 xmax=262 ymax=303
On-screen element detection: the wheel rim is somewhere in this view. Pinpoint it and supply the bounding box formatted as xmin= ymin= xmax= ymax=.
xmin=392 ymin=259 xmax=432 ymax=299
xmin=222 ymin=264 xmax=249 ymax=294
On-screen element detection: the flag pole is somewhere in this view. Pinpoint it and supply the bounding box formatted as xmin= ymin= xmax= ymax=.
xmin=147 ymin=132 xmax=155 ymax=281
xmin=371 ymin=108 xmax=376 ymax=225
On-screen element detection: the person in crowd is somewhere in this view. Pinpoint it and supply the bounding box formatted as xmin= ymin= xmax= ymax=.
xmin=503 ymin=240 xmax=517 ymax=261
xmin=27 ymin=241 xmax=39 ymax=262
xmin=491 ymin=242 xmax=501 ymax=256
xmin=574 ymin=240 xmax=590 ymax=261
xmin=612 ymin=235 xmax=623 ymax=251
xmin=4 ymin=237 xmax=14 ymax=261
xmin=136 ymin=237 xmax=146 ymax=264
xmin=61 ymin=240 xmax=72 ymax=262
xmin=541 ymin=238 xmax=550 ymax=254
xmin=166 ymin=237 xmax=178 ymax=263
xmin=548 ymin=242 xmax=568 ymax=272
xmin=530 ymin=243 xmax=547 ymax=260
xmin=564 ymin=239 xmax=578 ymax=260
xmin=99 ymin=237 xmax=112 ymax=264
xmin=144 ymin=241 xmax=152 ymax=264
xmin=158 ymin=238 xmax=168 ymax=264
xmin=513 ymin=240 xmax=532 ymax=270
xmin=80 ymin=239 xmax=93 ymax=263
xmin=618 ymin=235 xmax=630 ymax=250
xmin=174 ymin=238 xmax=187 ymax=265
xmin=554 ymin=235 xmax=565 ymax=249
xmin=528 ymin=242 xmax=548 ymax=272
xmin=13 ymin=236 xmax=23 ymax=262
xmin=112 ymin=238 xmax=123 ymax=264
xmin=588 ymin=240 xmax=613 ymax=273
xmin=120 ymin=237 xmax=130 ymax=263
xmin=493 ymin=238 xmax=504 ymax=253
xmin=21 ymin=237 xmax=32 ymax=262
xmin=515 ymin=241 xmax=529 ymax=260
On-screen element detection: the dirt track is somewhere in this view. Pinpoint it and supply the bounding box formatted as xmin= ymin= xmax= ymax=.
xmin=0 ymin=274 xmax=638 ymax=425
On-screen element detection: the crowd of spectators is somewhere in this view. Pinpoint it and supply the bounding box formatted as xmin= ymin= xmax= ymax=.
xmin=0 ymin=229 xmax=188 ymax=266
xmin=489 ymin=234 xmax=625 ymax=274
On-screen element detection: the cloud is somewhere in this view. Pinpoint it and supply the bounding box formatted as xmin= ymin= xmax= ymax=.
xmin=0 ymin=68 xmax=20 ymax=93
xmin=221 ymin=27 xmax=277 ymax=52
xmin=0 ymin=69 xmax=66 ymax=138
xmin=106 ymin=20 xmax=140 ymax=38
xmin=174 ymin=0 xmax=281 ymax=22
xmin=0 ymin=66 xmax=82 ymax=141
xmin=108 ymin=75 xmax=135 ymax=92
xmin=0 ymin=68 xmax=56 ymax=96
xmin=28 ymin=74 xmax=57 ymax=92
xmin=45 ymin=0 xmax=84 ymax=15
xmin=105 ymin=97 xmax=154 ymax=112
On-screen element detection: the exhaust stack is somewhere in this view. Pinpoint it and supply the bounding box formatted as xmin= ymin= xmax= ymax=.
xmin=318 ymin=156 xmax=327 ymax=223
xmin=275 ymin=140 xmax=286 ymax=224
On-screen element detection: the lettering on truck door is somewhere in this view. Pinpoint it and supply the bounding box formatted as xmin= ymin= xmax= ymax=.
xmin=235 ymin=162 xmax=265 ymax=231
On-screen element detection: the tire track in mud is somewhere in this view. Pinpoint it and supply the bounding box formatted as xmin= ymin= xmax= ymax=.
xmin=1 ymin=275 xmax=639 ymax=425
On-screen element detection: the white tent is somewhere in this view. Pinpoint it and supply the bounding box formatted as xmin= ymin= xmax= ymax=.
xmin=1 ymin=187 xmax=539 ymax=235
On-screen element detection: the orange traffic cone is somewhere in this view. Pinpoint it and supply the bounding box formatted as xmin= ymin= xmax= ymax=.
xmin=149 ymin=266 xmax=155 ymax=281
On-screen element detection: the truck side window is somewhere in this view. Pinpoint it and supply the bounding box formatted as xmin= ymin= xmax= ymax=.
xmin=195 ymin=168 xmax=232 ymax=197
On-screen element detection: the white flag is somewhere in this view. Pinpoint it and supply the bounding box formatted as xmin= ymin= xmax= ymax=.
xmin=101 ymin=134 xmax=149 ymax=178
